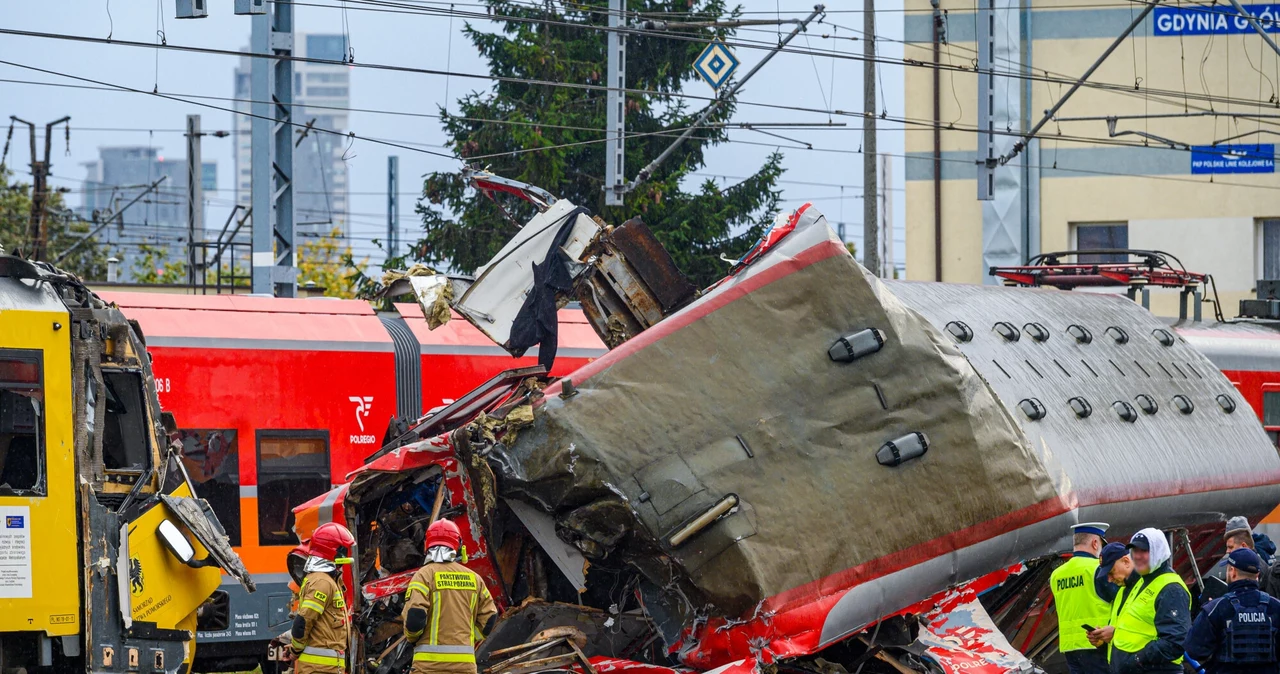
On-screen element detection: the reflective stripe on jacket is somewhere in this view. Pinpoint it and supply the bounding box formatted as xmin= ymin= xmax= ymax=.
xmin=401 ymin=560 xmax=498 ymax=659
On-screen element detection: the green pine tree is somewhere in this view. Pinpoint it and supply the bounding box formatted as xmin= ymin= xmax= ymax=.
xmin=409 ymin=0 xmax=784 ymax=288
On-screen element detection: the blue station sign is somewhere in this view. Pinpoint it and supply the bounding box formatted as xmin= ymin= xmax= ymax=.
xmin=1190 ymin=144 xmax=1275 ymax=174
xmin=1154 ymin=4 xmax=1280 ymax=35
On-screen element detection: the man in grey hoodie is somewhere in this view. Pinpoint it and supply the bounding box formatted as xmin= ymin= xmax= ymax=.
xmin=1087 ymin=529 xmax=1191 ymax=674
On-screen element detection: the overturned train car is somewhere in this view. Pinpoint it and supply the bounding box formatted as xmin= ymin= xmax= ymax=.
xmin=297 ymin=201 xmax=1280 ymax=674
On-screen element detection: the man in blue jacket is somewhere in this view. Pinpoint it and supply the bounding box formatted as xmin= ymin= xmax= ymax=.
xmin=1185 ymin=548 xmax=1280 ymax=674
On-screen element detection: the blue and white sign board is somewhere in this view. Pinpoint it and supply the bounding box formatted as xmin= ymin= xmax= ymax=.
xmin=693 ymin=41 xmax=739 ymax=90
xmin=1190 ymin=144 xmax=1275 ymax=174
xmin=1154 ymin=4 xmax=1280 ymax=35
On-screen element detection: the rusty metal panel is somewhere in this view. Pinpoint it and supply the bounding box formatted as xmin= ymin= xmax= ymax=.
xmin=607 ymin=219 xmax=696 ymax=313
xmin=594 ymin=254 xmax=665 ymax=327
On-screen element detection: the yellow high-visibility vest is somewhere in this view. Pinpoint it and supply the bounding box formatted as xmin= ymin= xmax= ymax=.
xmin=1108 ymin=571 xmax=1189 ymax=664
xmin=1050 ymin=555 xmax=1112 ymax=652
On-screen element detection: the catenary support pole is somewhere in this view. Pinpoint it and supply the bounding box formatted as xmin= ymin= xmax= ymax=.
xmin=387 ymin=156 xmax=399 ymax=259
xmin=604 ymin=0 xmax=626 ymax=206
xmin=863 ymin=0 xmax=880 ymax=276
xmin=250 ymin=4 xmax=297 ymax=296
xmin=932 ymin=0 xmax=943 ymax=281
xmin=12 ymin=115 xmax=69 ymax=260
xmin=186 ymin=114 xmax=203 ymax=287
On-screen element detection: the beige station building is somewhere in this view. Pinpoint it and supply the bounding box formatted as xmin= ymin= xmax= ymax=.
xmin=903 ymin=0 xmax=1280 ymax=318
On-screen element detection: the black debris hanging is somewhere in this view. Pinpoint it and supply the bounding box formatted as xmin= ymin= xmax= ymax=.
xmin=507 ymin=207 xmax=588 ymax=371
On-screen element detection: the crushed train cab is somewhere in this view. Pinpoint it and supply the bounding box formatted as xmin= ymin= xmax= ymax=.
xmin=0 ymin=255 xmax=253 ymax=673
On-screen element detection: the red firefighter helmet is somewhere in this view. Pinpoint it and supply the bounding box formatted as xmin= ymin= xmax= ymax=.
xmin=426 ymin=519 xmax=462 ymax=552
xmin=309 ymin=522 xmax=356 ymax=564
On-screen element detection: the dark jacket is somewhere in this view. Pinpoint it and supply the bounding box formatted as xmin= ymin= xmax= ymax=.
xmin=1200 ymin=559 xmax=1231 ymax=607
xmin=1096 ymin=569 xmax=1121 ymax=604
xmin=1261 ymin=560 xmax=1280 ymax=598
xmin=1184 ymin=579 xmax=1280 ymax=674
xmin=1109 ymin=562 xmax=1192 ymax=674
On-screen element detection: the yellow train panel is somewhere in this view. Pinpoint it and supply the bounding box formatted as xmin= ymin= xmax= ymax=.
xmin=127 ymin=483 xmax=222 ymax=629
xmin=0 ymin=305 xmax=80 ymax=636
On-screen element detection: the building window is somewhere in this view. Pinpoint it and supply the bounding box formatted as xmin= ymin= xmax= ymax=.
xmin=178 ymin=430 xmax=241 ymax=546
xmin=102 ymin=370 xmax=150 ymax=472
xmin=256 ymin=431 xmax=330 ymax=546
xmin=1260 ymin=218 xmax=1280 ymax=280
xmin=1072 ymin=222 xmax=1129 ymax=263
xmin=306 ymin=72 xmax=348 ymax=83
xmin=307 ymin=87 xmax=349 ymax=98
xmin=307 ymin=34 xmax=346 ymax=61
xmin=0 ymin=351 xmax=44 ymax=495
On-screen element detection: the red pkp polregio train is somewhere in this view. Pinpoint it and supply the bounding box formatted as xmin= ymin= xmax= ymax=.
xmin=95 ymin=291 xmax=605 ymax=673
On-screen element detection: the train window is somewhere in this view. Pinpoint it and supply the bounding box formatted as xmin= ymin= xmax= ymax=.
xmin=178 ymin=430 xmax=241 ymax=547
xmin=257 ymin=431 xmax=330 ymax=546
xmin=0 ymin=352 xmax=45 ymax=496
xmin=1264 ymin=392 xmax=1280 ymax=427
xmin=102 ymin=370 xmax=150 ymax=472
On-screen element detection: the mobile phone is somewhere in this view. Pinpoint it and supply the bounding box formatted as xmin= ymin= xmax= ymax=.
xmin=1082 ymin=624 xmax=1097 ymax=632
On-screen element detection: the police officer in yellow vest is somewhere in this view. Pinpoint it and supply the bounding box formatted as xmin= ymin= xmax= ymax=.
xmin=1089 ymin=528 xmax=1192 ymax=674
xmin=1052 ymin=523 xmax=1119 ymax=674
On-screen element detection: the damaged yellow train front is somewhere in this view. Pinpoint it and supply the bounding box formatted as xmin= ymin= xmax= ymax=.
xmin=0 ymin=255 xmax=253 ymax=673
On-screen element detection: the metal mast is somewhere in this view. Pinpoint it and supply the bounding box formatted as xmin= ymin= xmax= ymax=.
xmin=186 ymin=114 xmax=204 ymax=286
xmin=862 ymin=0 xmax=879 ymax=276
xmin=250 ymin=4 xmax=297 ymax=296
xmin=604 ymin=0 xmax=627 ymax=206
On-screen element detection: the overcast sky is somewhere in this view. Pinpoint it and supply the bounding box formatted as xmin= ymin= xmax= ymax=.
xmin=0 ymin=0 xmax=906 ymax=271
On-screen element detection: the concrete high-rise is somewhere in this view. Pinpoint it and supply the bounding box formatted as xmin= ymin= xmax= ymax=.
xmin=80 ymin=146 xmax=216 ymax=281
xmin=233 ymin=34 xmax=350 ymax=240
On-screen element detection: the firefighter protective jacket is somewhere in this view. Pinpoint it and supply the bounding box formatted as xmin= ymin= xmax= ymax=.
xmin=402 ymin=561 xmax=498 ymax=673
xmin=293 ymin=571 xmax=350 ymax=673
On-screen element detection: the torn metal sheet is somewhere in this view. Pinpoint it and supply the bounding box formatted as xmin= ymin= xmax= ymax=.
xmin=912 ymin=590 xmax=1039 ymax=674
xmin=504 ymin=498 xmax=587 ymax=592
xmin=455 ymin=200 xmax=601 ymax=350
xmin=408 ymin=275 xmax=456 ymax=330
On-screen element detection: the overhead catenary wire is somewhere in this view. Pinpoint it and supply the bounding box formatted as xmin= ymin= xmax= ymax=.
xmin=10 ymin=0 xmax=1280 ymax=258
xmin=4 ymin=22 xmax=1280 ymax=119
xmin=290 ymin=0 xmax=1280 ymax=118
xmin=3 ymin=58 xmax=1272 ymax=174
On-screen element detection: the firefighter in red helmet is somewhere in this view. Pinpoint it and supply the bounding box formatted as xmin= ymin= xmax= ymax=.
xmin=291 ymin=522 xmax=356 ymax=673
xmin=402 ymin=519 xmax=498 ymax=674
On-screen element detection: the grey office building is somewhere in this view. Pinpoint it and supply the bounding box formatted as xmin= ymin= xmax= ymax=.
xmin=80 ymin=146 xmax=216 ymax=282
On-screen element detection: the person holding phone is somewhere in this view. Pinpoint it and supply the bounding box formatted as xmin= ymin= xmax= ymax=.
xmin=1090 ymin=529 xmax=1191 ymax=674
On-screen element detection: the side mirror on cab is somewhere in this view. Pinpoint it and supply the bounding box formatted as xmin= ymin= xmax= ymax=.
xmin=157 ymin=519 xmax=197 ymax=565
